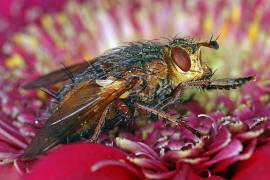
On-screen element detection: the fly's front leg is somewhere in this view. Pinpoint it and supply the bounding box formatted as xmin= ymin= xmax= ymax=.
xmin=165 ymin=83 xmax=184 ymax=106
xmin=135 ymin=103 xmax=203 ymax=138
xmin=90 ymin=105 xmax=110 ymax=142
xmin=161 ymin=79 xmax=213 ymax=109
xmin=160 ymin=82 xmax=188 ymax=110
xmin=166 ymin=76 xmax=256 ymax=107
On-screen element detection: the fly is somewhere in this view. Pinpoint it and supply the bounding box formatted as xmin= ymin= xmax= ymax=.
xmin=21 ymin=37 xmax=255 ymax=160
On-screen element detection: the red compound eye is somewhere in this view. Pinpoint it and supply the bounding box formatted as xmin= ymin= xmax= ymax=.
xmin=171 ymin=47 xmax=191 ymax=72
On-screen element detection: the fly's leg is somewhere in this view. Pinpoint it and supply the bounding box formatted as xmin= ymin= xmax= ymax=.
xmin=160 ymin=80 xmax=203 ymax=109
xmin=90 ymin=106 xmax=110 ymax=142
xmin=161 ymin=76 xmax=255 ymax=110
xmin=135 ymin=103 xmax=203 ymax=138
xmin=114 ymin=99 xmax=133 ymax=119
xmin=114 ymin=99 xmax=136 ymax=130
xmin=165 ymin=83 xmax=184 ymax=106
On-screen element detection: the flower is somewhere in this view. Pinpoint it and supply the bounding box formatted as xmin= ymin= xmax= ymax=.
xmin=114 ymin=90 xmax=270 ymax=179
xmin=0 ymin=0 xmax=270 ymax=180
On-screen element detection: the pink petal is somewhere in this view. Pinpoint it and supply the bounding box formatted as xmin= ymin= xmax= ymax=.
xmin=137 ymin=142 xmax=159 ymax=159
xmin=163 ymin=140 xmax=204 ymax=162
xmin=236 ymin=129 xmax=264 ymax=141
xmin=127 ymin=156 xmax=168 ymax=171
xmin=213 ymin=139 xmax=257 ymax=173
xmin=195 ymin=139 xmax=243 ymax=169
xmin=116 ymin=138 xmax=159 ymax=159
xmin=203 ymin=127 xmax=231 ymax=156
xmin=177 ymin=156 xmax=209 ymax=165
xmin=185 ymin=101 xmax=205 ymax=115
xmin=167 ymin=141 xmax=185 ymax=151
xmin=0 ymin=163 xmax=21 ymax=180
xmin=216 ymin=96 xmax=235 ymax=114
xmin=0 ymin=117 xmax=27 ymax=149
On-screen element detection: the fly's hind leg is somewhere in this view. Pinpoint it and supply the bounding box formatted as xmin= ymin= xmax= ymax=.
xmin=90 ymin=106 xmax=110 ymax=142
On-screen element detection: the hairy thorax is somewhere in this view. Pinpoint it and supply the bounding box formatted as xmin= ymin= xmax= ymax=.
xmin=121 ymin=59 xmax=171 ymax=104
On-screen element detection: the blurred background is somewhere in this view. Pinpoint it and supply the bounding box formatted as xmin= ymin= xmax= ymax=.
xmin=1 ymin=0 xmax=270 ymax=110
xmin=1 ymin=0 xmax=270 ymax=133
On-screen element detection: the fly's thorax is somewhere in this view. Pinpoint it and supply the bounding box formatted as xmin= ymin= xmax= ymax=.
xmin=165 ymin=45 xmax=205 ymax=88
xmin=143 ymin=59 xmax=168 ymax=80
xmin=137 ymin=60 xmax=169 ymax=102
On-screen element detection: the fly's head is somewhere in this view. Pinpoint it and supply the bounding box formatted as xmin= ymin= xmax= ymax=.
xmin=165 ymin=37 xmax=219 ymax=87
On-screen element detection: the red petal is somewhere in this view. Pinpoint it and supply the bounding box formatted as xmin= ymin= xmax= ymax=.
xmin=25 ymin=142 xmax=141 ymax=180
xmin=173 ymin=165 xmax=226 ymax=180
xmin=232 ymin=145 xmax=270 ymax=180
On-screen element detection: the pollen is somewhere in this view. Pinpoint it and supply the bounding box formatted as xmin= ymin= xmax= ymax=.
xmin=231 ymin=5 xmax=241 ymax=24
xmin=5 ymin=54 xmax=26 ymax=68
xmin=37 ymin=89 xmax=47 ymax=100
xmin=41 ymin=14 xmax=53 ymax=28
xmin=248 ymin=21 xmax=260 ymax=42
xmin=13 ymin=33 xmax=39 ymax=49
xmin=57 ymin=13 xmax=69 ymax=25
xmin=57 ymin=13 xmax=75 ymax=38
xmin=41 ymin=14 xmax=65 ymax=48
xmin=203 ymin=15 xmax=214 ymax=34
xmin=13 ymin=33 xmax=24 ymax=44
xmin=219 ymin=21 xmax=230 ymax=40
xmin=82 ymin=50 xmax=92 ymax=60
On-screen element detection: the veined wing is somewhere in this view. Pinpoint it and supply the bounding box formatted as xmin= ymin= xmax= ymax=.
xmin=22 ymin=61 xmax=90 ymax=89
xmin=22 ymin=78 xmax=136 ymax=160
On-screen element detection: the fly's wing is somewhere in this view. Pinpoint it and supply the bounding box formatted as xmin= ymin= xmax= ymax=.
xmin=22 ymin=78 xmax=135 ymax=160
xmin=22 ymin=61 xmax=90 ymax=89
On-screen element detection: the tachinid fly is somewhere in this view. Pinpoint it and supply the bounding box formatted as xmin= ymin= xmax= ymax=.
xmin=21 ymin=36 xmax=255 ymax=160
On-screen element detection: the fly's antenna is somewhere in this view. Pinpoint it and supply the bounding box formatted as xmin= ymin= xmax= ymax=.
xmin=209 ymin=34 xmax=220 ymax=49
xmin=197 ymin=34 xmax=220 ymax=50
